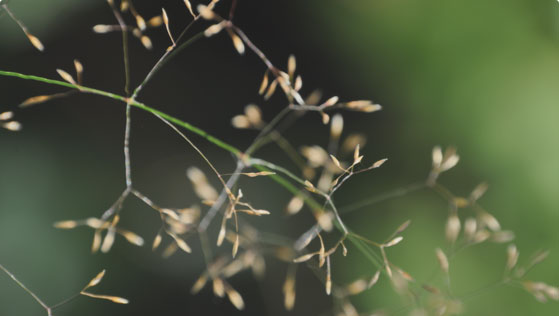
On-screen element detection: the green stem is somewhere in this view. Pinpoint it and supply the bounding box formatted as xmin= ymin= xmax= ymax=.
xmin=0 ymin=70 xmax=241 ymax=156
xmin=0 ymin=69 xmax=385 ymax=284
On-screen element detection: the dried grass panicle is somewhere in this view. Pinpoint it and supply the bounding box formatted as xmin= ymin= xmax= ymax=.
xmin=1 ymin=0 xmax=556 ymax=315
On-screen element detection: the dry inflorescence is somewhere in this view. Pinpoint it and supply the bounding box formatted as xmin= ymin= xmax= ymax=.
xmin=1 ymin=1 xmax=557 ymax=315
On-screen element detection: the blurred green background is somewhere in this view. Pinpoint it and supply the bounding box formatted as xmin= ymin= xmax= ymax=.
xmin=1 ymin=0 xmax=557 ymax=315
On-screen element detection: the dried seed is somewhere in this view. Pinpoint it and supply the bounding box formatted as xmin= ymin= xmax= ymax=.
xmin=528 ymin=250 xmax=550 ymax=268
xmin=73 ymin=59 xmax=83 ymax=84
xmin=323 ymin=96 xmax=339 ymax=107
xmin=56 ymin=69 xmax=77 ymax=85
xmin=26 ymin=33 xmax=44 ymax=51
xmin=53 ymin=220 xmax=79 ymax=229
xmin=197 ymin=5 xmax=216 ymax=20
xmin=294 ymin=225 xmax=319 ymax=250
xmin=152 ymin=233 xmax=162 ymax=250
xmin=140 ymin=35 xmax=153 ymax=50
xmin=346 ymin=279 xmax=367 ymax=295
xmin=286 ymin=196 xmax=304 ymax=215
xmin=479 ymin=212 xmax=501 ymax=231
xmin=191 ymin=274 xmax=208 ymax=294
xmin=162 ymin=242 xmax=178 ymax=258
xmin=184 ymin=0 xmax=195 ymax=18
xmin=168 ymin=232 xmax=192 ymax=253
xmin=372 ymin=158 xmax=388 ymax=169
xmin=330 ymin=154 xmax=342 ymax=170
xmin=314 ymin=212 xmax=332 ymax=232
xmin=80 ymin=292 xmax=129 ymax=304
xmin=0 ymin=111 xmax=14 ymax=120
xmin=283 ymin=275 xmax=296 ymax=310
xmin=342 ymin=134 xmax=366 ymax=154
xmin=161 ymin=8 xmax=175 ymax=46
xmin=226 ymin=286 xmax=245 ymax=310
xmin=287 ymin=54 xmax=296 ymax=78
xmin=231 ymin=115 xmax=250 ymax=129
xmin=440 ymin=150 xmax=459 ymax=171
xmin=445 ymin=214 xmax=461 ymax=243
xmin=432 ymin=146 xmax=443 ymax=168
xmin=20 ymin=94 xmax=61 ymax=108
xmin=368 ymin=270 xmax=381 ymax=288
xmin=100 ymin=229 xmax=116 ymax=253
xmin=392 ymin=220 xmax=411 ymax=237
xmin=244 ymin=104 xmax=262 ymax=126
xmin=232 ymin=234 xmax=239 ymax=258
xmin=506 ymin=244 xmax=519 ymax=271
xmin=119 ymin=0 xmax=128 ymax=11
xmin=318 ymin=233 xmax=326 ymax=267
xmin=187 ymin=167 xmax=218 ymax=200
xmin=464 ymin=217 xmax=477 ymax=240
xmin=325 ymin=256 xmax=332 ymax=295
xmin=2 ymin=121 xmax=22 ymax=131
xmin=212 ymin=278 xmax=225 ymax=297
xmin=135 ymin=15 xmax=146 ymax=31
xmin=91 ymin=230 xmax=102 ymax=253
xmin=119 ymin=230 xmax=144 ymax=246
xmin=241 ymin=171 xmax=275 ymax=177
xmin=85 ymin=270 xmax=106 ymax=289
xmin=353 ymin=144 xmax=361 ymax=164
xmin=204 ymin=23 xmax=224 ymax=37
xmin=147 ymin=15 xmax=163 ymax=27
xmin=384 ymin=236 xmax=404 ymax=247
xmin=491 ymin=230 xmax=515 ymax=243
xmin=435 ymin=248 xmax=449 ymax=274
xmin=293 ymin=252 xmax=317 ymax=263
xmin=294 ymin=75 xmax=303 ymax=91
xmin=470 ymin=182 xmax=489 ymax=201
xmin=228 ymin=31 xmax=245 ymax=55
xmin=92 ymin=24 xmax=113 ymax=33
xmin=330 ymin=114 xmax=344 ymax=140
xmin=473 ymin=229 xmax=491 ymax=244
xmin=341 ymin=241 xmax=348 ymax=256
xmin=217 ymin=221 xmax=227 ymax=246
xmin=264 ymin=78 xmax=278 ymax=100
xmin=258 ymin=71 xmax=270 ymax=95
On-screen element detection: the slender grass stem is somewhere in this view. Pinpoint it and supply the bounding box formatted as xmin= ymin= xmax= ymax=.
xmin=0 ymin=264 xmax=50 ymax=313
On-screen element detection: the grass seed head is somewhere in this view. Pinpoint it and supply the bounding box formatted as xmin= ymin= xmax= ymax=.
xmin=435 ymin=248 xmax=449 ymax=274
xmin=19 ymin=95 xmax=59 ymax=107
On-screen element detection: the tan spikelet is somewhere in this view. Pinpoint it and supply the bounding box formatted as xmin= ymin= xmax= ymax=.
xmin=152 ymin=233 xmax=162 ymax=250
xmin=119 ymin=230 xmax=144 ymax=246
xmin=53 ymin=220 xmax=79 ymax=229
xmin=26 ymin=33 xmax=44 ymax=52
xmin=191 ymin=274 xmax=208 ymax=294
xmin=287 ymin=54 xmax=296 ymax=78
xmin=226 ymin=286 xmax=245 ymax=310
xmin=184 ymin=0 xmax=195 ymax=18
xmin=384 ymin=236 xmax=404 ymax=247
xmin=56 ymin=69 xmax=77 ymax=85
xmin=228 ymin=30 xmax=245 ymax=55
xmin=435 ymin=248 xmax=449 ymax=274
xmin=80 ymin=292 xmax=129 ymax=304
xmin=85 ymin=270 xmax=106 ymax=289
xmin=258 ymin=71 xmax=269 ymax=95
xmin=168 ymin=232 xmax=192 ymax=253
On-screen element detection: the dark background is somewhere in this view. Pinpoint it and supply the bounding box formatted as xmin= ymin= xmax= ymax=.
xmin=1 ymin=0 xmax=558 ymax=315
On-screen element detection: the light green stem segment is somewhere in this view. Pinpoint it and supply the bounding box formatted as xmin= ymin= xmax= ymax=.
xmin=0 ymin=69 xmax=383 ymax=269
xmin=0 ymin=70 xmax=241 ymax=156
